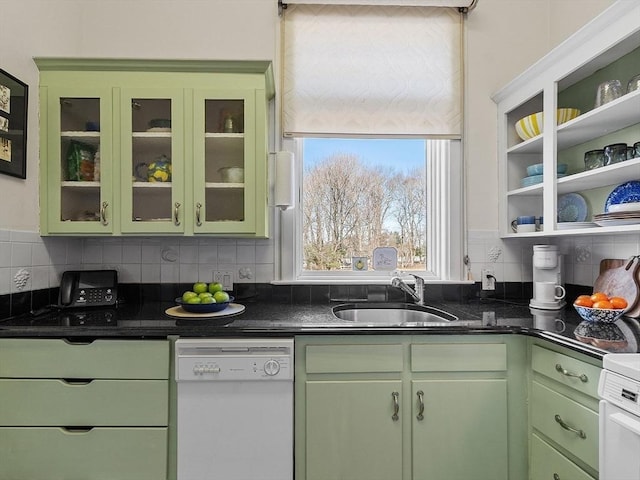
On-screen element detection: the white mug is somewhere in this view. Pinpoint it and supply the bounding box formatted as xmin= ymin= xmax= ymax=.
xmin=535 ymin=282 xmax=566 ymax=302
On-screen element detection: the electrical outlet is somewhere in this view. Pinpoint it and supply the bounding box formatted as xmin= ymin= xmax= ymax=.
xmin=481 ymin=268 xmax=495 ymax=290
xmin=213 ymin=271 xmax=234 ymax=290
xmin=482 ymin=311 xmax=496 ymax=326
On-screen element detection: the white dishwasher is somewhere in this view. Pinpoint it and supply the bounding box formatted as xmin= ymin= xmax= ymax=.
xmin=175 ymin=338 xmax=294 ymax=480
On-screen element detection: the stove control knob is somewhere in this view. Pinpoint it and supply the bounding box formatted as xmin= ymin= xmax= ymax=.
xmin=264 ymin=359 xmax=281 ymax=376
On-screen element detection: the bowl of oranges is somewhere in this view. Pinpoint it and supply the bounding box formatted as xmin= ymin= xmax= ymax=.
xmin=573 ymin=292 xmax=628 ymax=323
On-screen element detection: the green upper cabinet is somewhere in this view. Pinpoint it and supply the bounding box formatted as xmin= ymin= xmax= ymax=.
xmin=36 ymin=58 xmax=275 ymax=237
xmin=39 ymin=84 xmax=115 ymax=234
xmin=119 ymin=86 xmax=186 ymax=234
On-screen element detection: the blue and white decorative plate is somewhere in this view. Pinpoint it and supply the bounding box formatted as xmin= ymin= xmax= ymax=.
xmin=558 ymin=193 xmax=588 ymax=222
xmin=605 ymin=181 xmax=640 ymax=212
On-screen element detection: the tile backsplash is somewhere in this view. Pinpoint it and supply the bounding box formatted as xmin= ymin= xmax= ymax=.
xmin=0 ymin=230 xmax=275 ymax=296
xmin=2 ymin=228 xmax=639 ymax=299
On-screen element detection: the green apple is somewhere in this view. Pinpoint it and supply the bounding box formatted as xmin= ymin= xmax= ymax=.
xmin=213 ymin=291 xmax=230 ymax=303
xmin=186 ymin=296 xmax=202 ymax=304
xmin=200 ymin=296 xmax=215 ymax=304
xmin=198 ymin=292 xmax=213 ymax=299
xmin=193 ymin=282 xmax=208 ymax=294
xmin=182 ymin=291 xmax=198 ymax=302
xmin=208 ymin=282 xmax=224 ymax=294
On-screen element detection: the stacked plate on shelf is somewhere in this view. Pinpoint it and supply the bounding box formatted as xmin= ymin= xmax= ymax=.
xmin=594 ymin=181 xmax=640 ymax=226
xmin=556 ymin=193 xmax=598 ymax=229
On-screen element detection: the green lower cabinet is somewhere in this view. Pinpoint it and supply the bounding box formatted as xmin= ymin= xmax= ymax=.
xmin=305 ymin=380 xmax=404 ymax=480
xmin=530 ymin=434 xmax=595 ymax=480
xmin=0 ymin=338 xmax=171 ymax=479
xmin=296 ymin=336 xmax=512 ymax=480
xmin=412 ymin=379 xmax=508 ymax=480
xmin=529 ymin=341 xmax=601 ymax=479
xmin=0 ymin=427 xmax=167 ymax=480
xmin=0 ymin=378 xmax=168 ymax=426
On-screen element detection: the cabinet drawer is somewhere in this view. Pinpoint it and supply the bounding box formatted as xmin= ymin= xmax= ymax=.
xmin=531 ymin=433 xmax=595 ymax=480
xmin=411 ymin=343 xmax=506 ymax=372
xmin=0 ymin=427 xmax=167 ymax=480
xmin=0 ymin=339 xmax=169 ymax=379
xmin=532 ymin=345 xmax=601 ymax=398
xmin=531 ymin=381 xmax=598 ymax=470
xmin=305 ymin=344 xmax=403 ymax=373
xmin=0 ymin=379 xmax=168 ymax=426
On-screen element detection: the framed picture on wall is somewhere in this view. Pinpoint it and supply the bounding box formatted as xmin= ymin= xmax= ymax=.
xmin=0 ymin=68 xmax=28 ymax=179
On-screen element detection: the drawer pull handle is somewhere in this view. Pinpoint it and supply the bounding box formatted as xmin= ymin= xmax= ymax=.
xmin=392 ymin=391 xmax=399 ymax=421
xmin=555 ymin=363 xmax=588 ymax=383
xmin=61 ymin=379 xmax=93 ymax=385
xmin=554 ymin=414 xmax=586 ymax=439
xmin=553 ymin=474 xmax=560 ymax=480
xmin=416 ymin=390 xmax=425 ymax=421
xmin=62 ymin=426 xmax=94 ymax=434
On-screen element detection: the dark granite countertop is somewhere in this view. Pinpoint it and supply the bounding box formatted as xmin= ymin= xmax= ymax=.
xmin=1 ymin=297 xmax=639 ymax=359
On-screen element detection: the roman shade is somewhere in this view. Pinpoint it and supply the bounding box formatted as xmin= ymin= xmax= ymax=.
xmin=281 ymin=4 xmax=464 ymax=137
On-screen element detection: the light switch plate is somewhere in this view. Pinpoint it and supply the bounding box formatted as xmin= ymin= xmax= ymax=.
xmin=213 ymin=271 xmax=234 ymax=290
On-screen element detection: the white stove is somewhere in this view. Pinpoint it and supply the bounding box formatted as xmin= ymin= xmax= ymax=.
xmin=598 ymin=353 xmax=640 ymax=480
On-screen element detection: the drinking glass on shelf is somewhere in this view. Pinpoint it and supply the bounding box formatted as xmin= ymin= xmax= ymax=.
xmin=584 ymin=149 xmax=605 ymax=170
xmin=603 ymin=143 xmax=628 ymax=165
xmin=594 ymin=80 xmax=623 ymax=108
xmin=627 ymin=73 xmax=640 ymax=93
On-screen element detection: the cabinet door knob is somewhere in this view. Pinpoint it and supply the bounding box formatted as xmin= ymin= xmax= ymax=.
xmin=391 ymin=391 xmax=399 ymax=421
xmin=174 ymin=202 xmax=181 ymax=226
xmin=100 ymin=201 xmax=109 ymax=226
xmin=196 ymin=202 xmax=202 ymax=227
xmin=416 ymin=390 xmax=425 ymax=421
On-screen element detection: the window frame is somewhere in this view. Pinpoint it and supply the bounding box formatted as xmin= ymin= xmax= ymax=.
xmin=276 ymin=137 xmax=465 ymax=284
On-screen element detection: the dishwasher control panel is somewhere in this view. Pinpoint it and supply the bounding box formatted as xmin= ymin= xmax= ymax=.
xmin=175 ymin=339 xmax=294 ymax=382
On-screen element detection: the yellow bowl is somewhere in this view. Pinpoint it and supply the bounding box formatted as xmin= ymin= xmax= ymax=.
xmin=515 ymin=108 xmax=580 ymax=141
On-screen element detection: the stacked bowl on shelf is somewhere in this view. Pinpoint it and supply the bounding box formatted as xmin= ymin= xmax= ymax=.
xmin=521 ymin=163 xmax=568 ymax=188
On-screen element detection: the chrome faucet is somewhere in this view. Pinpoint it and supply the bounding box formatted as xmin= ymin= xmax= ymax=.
xmin=391 ymin=274 xmax=425 ymax=305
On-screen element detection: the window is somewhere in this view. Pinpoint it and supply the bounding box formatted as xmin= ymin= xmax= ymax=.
xmin=277 ymin=4 xmax=465 ymax=283
xmin=302 ymin=138 xmax=427 ymax=272
xmin=279 ymin=137 xmax=463 ymax=282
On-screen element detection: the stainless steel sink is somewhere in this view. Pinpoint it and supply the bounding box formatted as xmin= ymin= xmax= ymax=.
xmin=331 ymin=303 xmax=458 ymax=326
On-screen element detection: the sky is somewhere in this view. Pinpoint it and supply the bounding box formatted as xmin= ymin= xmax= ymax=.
xmin=303 ymin=138 xmax=425 ymax=173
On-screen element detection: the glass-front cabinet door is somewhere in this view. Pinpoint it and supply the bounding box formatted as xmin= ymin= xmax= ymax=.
xmin=43 ymin=87 xmax=113 ymax=234
xmin=119 ymin=89 xmax=184 ymax=234
xmin=192 ymin=89 xmax=263 ymax=235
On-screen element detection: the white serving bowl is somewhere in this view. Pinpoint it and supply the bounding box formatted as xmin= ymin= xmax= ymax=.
xmin=515 ymin=108 xmax=581 ymax=141
xmin=218 ymin=167 xmax=244 ymax=183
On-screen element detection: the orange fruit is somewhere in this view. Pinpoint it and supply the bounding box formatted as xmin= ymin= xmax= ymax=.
xmin=573 ymin=295 xmax=594 ymax=307
xmin=609 ymin=297 xmax=628 ymax=309
xmin=590 ymin=292 xmax=609 ymax=303
xmin=592 ymin=300 xmax=613 ymax=309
